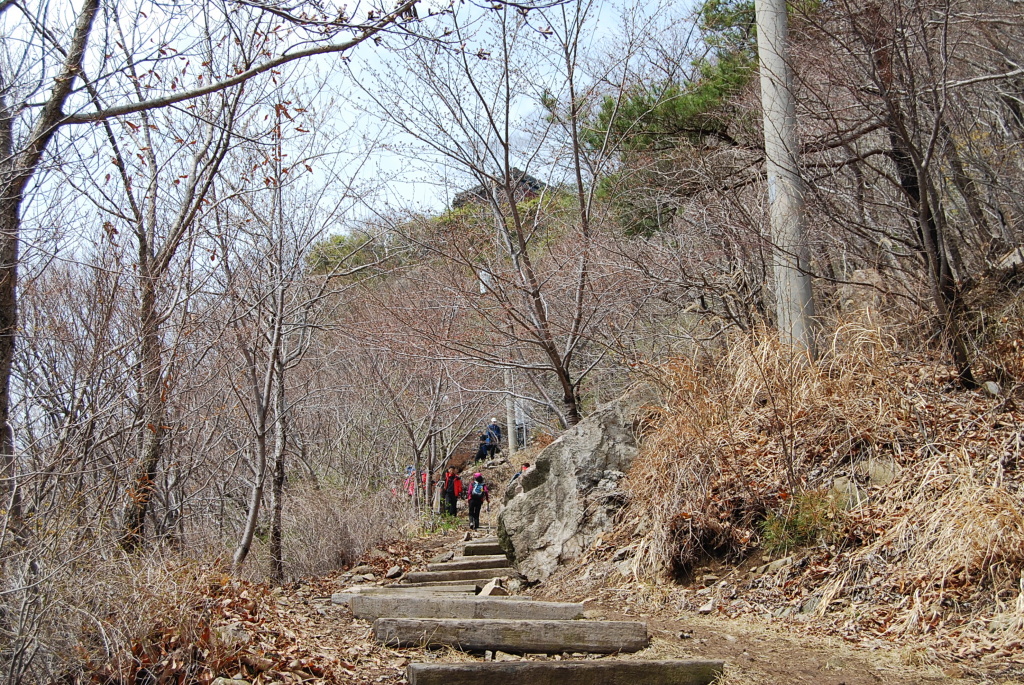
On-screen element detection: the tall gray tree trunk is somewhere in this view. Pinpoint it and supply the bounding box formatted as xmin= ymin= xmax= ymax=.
xmin=755 ymin=0 xmax=817 ymax=356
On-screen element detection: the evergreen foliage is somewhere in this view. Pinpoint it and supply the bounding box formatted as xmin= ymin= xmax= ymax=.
xmin=589 ymin=0 xmax=757 ymax=235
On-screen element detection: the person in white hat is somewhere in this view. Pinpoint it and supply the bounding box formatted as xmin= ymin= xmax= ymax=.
xmin=485 ymin=417 xmax=502 ymax=459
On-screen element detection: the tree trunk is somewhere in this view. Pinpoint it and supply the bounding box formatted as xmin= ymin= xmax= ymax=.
xmin=121 ymin=267 xmax=165 ymax=551
xmin=233 ymin=432 xmax=269 ymax=568
xmin=862 ymin=4 xmax=977 ymax=388
xmin=269 ymin=355 xmax=287 ymax=583
xmin=0 ymin=197 xmax=22 ymax=534
xmin=0 ymin=0 xmax=101 ymax=543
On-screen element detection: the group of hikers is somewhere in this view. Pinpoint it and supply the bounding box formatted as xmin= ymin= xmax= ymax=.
xmin=439 ymin=466 xmax=490 ymax=529
xmin=398 ymin=417 xmax=529 ymax=530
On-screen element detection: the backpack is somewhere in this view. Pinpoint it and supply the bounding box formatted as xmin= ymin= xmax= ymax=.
xmin=471 ymin=480 xmax=485 ymax=497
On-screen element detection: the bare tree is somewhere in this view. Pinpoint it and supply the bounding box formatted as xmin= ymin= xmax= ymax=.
xmin=354 ymin=0 xmax=644 ymax=425
xmin=0 ymin=0 xmax=419 ymax=538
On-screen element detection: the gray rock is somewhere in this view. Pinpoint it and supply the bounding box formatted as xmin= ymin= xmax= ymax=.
xmin=430 ymin=550 xmax=454 ymax=564
xmin=830 ymin=476 xmax=866 ymax=510
xmin=478 ymin=578 xmax=508 ymax=596
xmin=385 ymin=565 xmax=403 ymax=579
xmin=983 ymin=380 xmax=1002 ymax=397
xmin=800 ymin=596 xmax=820 ymax=614
xmin=987 ymin=613 xmax=1022 ymax=632
xmin=497 ymin=387 xmax=655 ymax=582
xmin=836 ymin=268 xmax=886 ymax=313
xmin=213 ymin=624 xmax=251 ymax=647
xmin=854 ymin=457 xmax=897 ymax=487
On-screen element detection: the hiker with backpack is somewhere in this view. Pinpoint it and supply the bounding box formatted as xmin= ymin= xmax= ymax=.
xmin=440 ymin=466 xmax=463 ymax=517
xmin=467 ymin=472 xmax=490 ymax=530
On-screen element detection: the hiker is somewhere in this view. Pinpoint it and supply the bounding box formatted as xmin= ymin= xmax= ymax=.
xmin=402 ymin=466 xmax=416 ymax=497
xmin=440 ymin=465 xmax=463 ymax=516
xmin=508 ymin=461 xmax=530 ymax=485
xmin=473 ymin=433 xmax=489 ymax=463
xmin=485 ymin=418 xmax=502 ymax=459
xmin=467 ymin=472 xmax=490 ymax=530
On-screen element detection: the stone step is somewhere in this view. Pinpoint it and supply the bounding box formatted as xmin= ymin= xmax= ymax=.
xmin=462 ymin=541 xmax=504 ymax=556
xmin=406 ymin=660 xmax=725 ymax=685
xmin=403 ymin=568 xmax=514 ymax=584
xmin=332 ymin=585 xmax=479 ymax=604
xmin=351 ymin=595 xmax=584 ymax=621
xmin=399 ymin=579 xmax=490 ymax=589
xmin=373 ymin=618 xmax=649 ymax=654
xmin=427 ymin=555 xmax=510 ymax=572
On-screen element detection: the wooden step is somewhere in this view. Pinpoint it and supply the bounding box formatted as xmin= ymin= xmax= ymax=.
xmin=403 ymin=568 xmax=514 ymax=584
xmin=462 ymin=541 xmax=504 ymax=556
xmin=406 ymin=660 xmax=725 ymax=685
xmin=351 ymin=595 xmax=584 ymax=621
xmin=427 ymin=555 xmax=509 ymax=572
xmin=373 ymin=618 xmax=649 ymax=654
xmin=332 ymin=585 xmax=479 ymax=604
xmin=398 ymin=579 xmax=491 ymax=589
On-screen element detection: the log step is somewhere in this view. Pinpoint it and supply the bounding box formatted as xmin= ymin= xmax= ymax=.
xmin=332 ymin=585 xmax=479 ymax=604
xmin=462 ymin=542 xmax=504 ymax=556
xmin=403 ymin=568 xmax=514 ymax=584
xmin=398 ymin=579 xmax=491 ymax=589
xmin=351 ymin=595 xmax=584 ymax=621
xmin=406 ymin=660 xmax=725 ymax=685
xmin=373 ymin=618 xmax=649 ymax=654
xmin=427 ymin=555 xmax=510 ymax=572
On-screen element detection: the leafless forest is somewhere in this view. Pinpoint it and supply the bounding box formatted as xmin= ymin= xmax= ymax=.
xmin=2 ymin=0 xmax=1024 ymax=679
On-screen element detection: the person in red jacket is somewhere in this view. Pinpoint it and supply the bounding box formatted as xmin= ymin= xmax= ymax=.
xmin=441 ymin=466 xmax=463 ymax=516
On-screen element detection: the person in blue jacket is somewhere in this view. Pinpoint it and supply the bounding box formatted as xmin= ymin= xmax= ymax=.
xmin=485 ymin=418 xmax=502 ymax=459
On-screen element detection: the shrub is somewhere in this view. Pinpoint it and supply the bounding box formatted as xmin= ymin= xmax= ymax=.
xmin=759 ymin=491 xmax=840 ymax=554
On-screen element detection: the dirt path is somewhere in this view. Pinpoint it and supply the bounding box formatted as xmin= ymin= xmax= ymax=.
xmin=246 ymin=524 xmax=1022 ymax=685
xmin=220 ymin=467 xmax=1021 ymax=685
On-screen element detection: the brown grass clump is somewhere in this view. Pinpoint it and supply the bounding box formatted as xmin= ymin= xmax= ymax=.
xmin=624 ymin=322 xmax=904 ymax=577
xmin=615 ymin=321 xmax=1024 ymax=657
xmin=274 ymin=484 xmax=416 ymax=580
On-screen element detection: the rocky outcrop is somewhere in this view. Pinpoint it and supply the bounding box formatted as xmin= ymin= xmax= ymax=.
xmin=497 ymin=387 xmax=654 ymax=582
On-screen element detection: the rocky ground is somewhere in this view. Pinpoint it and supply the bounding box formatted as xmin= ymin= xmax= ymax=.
xmin=179 ymin=455 xmax=1023 ymax=685
xmin=123 ymin=446 xmax=1024 ymax=679
xmin=191 ymin=527 xmax=1015 ymax=685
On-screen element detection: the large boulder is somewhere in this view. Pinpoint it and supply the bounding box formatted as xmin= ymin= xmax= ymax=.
xmin=497 ymin=387 xmax=654 ymax=582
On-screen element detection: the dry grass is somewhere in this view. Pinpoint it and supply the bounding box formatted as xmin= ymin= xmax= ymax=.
xmin=612 ymin=319 xmax=1024 ymax=660
xmin=274 ymin=483 xmax=416 ymax=580
xmin=0 ymin=482 xmax=415 ymax=681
